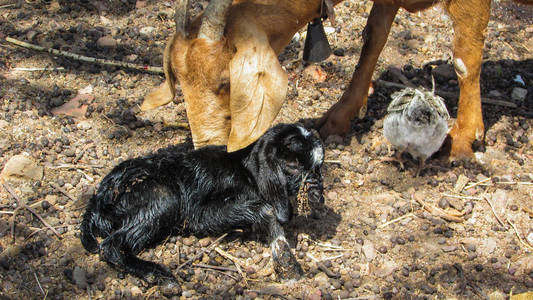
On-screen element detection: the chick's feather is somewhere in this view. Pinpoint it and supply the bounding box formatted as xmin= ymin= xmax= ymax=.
xmin=383 ymin=87 xmax=450 ymax=164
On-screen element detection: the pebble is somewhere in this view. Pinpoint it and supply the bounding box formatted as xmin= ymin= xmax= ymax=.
xmin=362 ymin=241 xmax=376 ymax=261
xmin=441 ymin=245 xmax=456 ymax=252
xmin=526 ymin=232 xmax=533 ymax=246
xmin=333 ymin=48 xmax=345 ymax=56
xmin=182 ymin=237 xmax=195 ymax=246
xmin=511 ymin=87 xmax=527 ymax=102
xmin=72 ymin=266 xmax=88 ymax=289
xmin=0 ymin=154 xmax=44 ymax=181
xmin=182 ymin=290 xmax=193 ymax=298
xmin=97 ymin=36 xmax=117 ymax=49
xmin=438 ymin=197 xmax=449 ymax=209
xmin=139 ymin=26 xmax=156 ymax=36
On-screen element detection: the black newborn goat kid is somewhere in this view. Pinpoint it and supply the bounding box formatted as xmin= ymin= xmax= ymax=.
xmin=80 ymin=123 xmax=324 ymax=286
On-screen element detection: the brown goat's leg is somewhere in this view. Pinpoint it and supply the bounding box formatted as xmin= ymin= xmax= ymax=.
xmin=445 ymin=0 xmax=490 ymax=160
xmin=317 ymin=3 xmax=399 ymax=138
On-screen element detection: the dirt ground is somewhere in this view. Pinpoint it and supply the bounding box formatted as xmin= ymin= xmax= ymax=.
xmin=1 ymin=0 xmax=532 ymax=299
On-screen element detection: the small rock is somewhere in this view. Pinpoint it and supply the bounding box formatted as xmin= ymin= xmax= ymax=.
xmin=26 ymin=30 xmax=38 ymax=41
xmin=333 ymin=48 xmax=345 ymax=56
xmin=374 ymin=259 xmax=397 ymax=277
xmin=454 ymin=174 xmax=469 ymax=193
xmin=488 ymin=291 xmax=505 ymax=300
xmin=131 ymin=286 xmax=142 ymax=297
xmin=97 ymin=36 xmax=117 ymax=49
xmin=303 ymin=64 xmax=327 ymax=82
xmin=488 ymin=90 xmax=503 ymax=98
xmin=314 ymin=272 xmax=330 ymax=289
xmin=511 ymin=87 xmax=527 ymax=102
xmin=441 ymin=245 xmax=457 ymax=252
xmin=405 ymin=39 xmax=419 ymax=50
xmin=182 ymin=237 xmax=194 ymax=246
xmin=1 ymin=154 xmax=44 ymax=181
xmin=198 ymin=237 xmax=211 ymax=247
xmin=362 ymin=241 xmax=376 ymax=261
xmin=72 ymin=266 xmax=88 ymax=289
xmin=139 ymin=26 xmax=156 ymax=37
xmin=182 ymin=290 xmax=193 ymax=297
xmin=77 ymin=121 xmax=92 ymax=130
xmin=438 ymin=198 xmax=449 ymax=209
xmin=527 ymin=232 xmax=533 ymax=246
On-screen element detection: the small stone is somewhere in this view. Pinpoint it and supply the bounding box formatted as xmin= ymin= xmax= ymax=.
xmin=198 ymin=237 xmax=211 ymax=247
xmin=1 ymin=154 xmax=44 ymax=181
xmin=139 ymin=26 xmax=156 ymax=36
xmin=511 ymin=87 xmax=527 ymax=102
xmin=474 ymin=264 xmax=483 ymax=272
xmin=131 ymin=286 xmax=142 ymax=297
xmin=378 ymin=246 xmax=388 ymax=254
xmin=72 ymin=266 xmax=88 ymax=289
xmin=406 ymin=39 xmax=419 ymax=50
xmin=438 ymin=198 xmax=449 ymax=209
xmin=441 ymin=245 xmax=456 ymax=252
xmin=333 ymin=48 xmax=345 ymax=56
xmin=27 ymin=30 xmax=38 ymax=41
xmin=182 ymin=237 xmax=194 ymax=246
xmin=97 ymin=36 xmax=117 ymax=49
xmin=362 ymin=241 xmax=376 ymax=261
xmin=526 ymin=232 xmax=533 ymax=246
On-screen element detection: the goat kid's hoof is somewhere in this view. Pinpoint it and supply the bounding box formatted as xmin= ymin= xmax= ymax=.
xmin=272 ymin=239 xmax=304 ymax=282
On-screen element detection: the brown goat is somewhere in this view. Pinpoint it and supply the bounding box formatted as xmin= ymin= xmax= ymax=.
xmin=143 ymin=0 xmax=532 ymax=158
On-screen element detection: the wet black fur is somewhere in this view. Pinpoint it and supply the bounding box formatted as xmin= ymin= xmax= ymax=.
xmin=80 ymin=123 xmax=324 ymax=284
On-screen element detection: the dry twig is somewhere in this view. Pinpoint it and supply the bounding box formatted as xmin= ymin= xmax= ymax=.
xmin=483 ymin=196 xmax=506 ymax=227
xmin=214 ymin=247 xmax=248 ymax=285
xmin=507 ymin=220 xmax=533 ymax=251
xmin=413 ymin=194 xmax=464 ymax=223
xmin=50 ymin=182 xmax=77 ymax=203
xmin=176 ymin=233 xmax=228 ymax=270
xmin=12 ymin=67 xmax=65 ymax=72
xmin=192 ymin=263 xmax=238 ymax=273
xmin=306 ymin=253 xmax=340 ymax=278
xmin=464 ymin=178 xmax=492 ymax=190
xmin=441 ymin=193 xmax=484 ymax=201
xmin=378 ymin=213 xmax=416 ymax=228
xmin=5 ymin=37 xmax=164 ymax=74
xmin=1 ymin=180 xmax=61 ymax=239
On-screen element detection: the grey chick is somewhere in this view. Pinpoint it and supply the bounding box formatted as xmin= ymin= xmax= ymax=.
xmin=383 ymin=87 xmax=450 ymax=176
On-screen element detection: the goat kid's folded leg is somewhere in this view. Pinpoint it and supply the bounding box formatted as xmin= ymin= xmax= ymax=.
xmin=99 ymin=230 xmax=179 ymax=288
xmin=268 ymin=216 xmax=303 ymax=281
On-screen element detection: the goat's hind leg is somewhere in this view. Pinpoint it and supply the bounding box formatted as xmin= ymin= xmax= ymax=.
xmin=445 ymin=0 xmax=490 ymax=160
xmin=99 ymin=229 xmax=177 ymax=287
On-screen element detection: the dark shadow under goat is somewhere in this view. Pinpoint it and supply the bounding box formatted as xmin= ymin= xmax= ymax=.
xmin=80 ymin=123 xmax=324 ymax=287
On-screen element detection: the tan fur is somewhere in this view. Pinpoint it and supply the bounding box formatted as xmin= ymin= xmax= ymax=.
xmin=143 ymin=0 xmax=531 ymax=157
